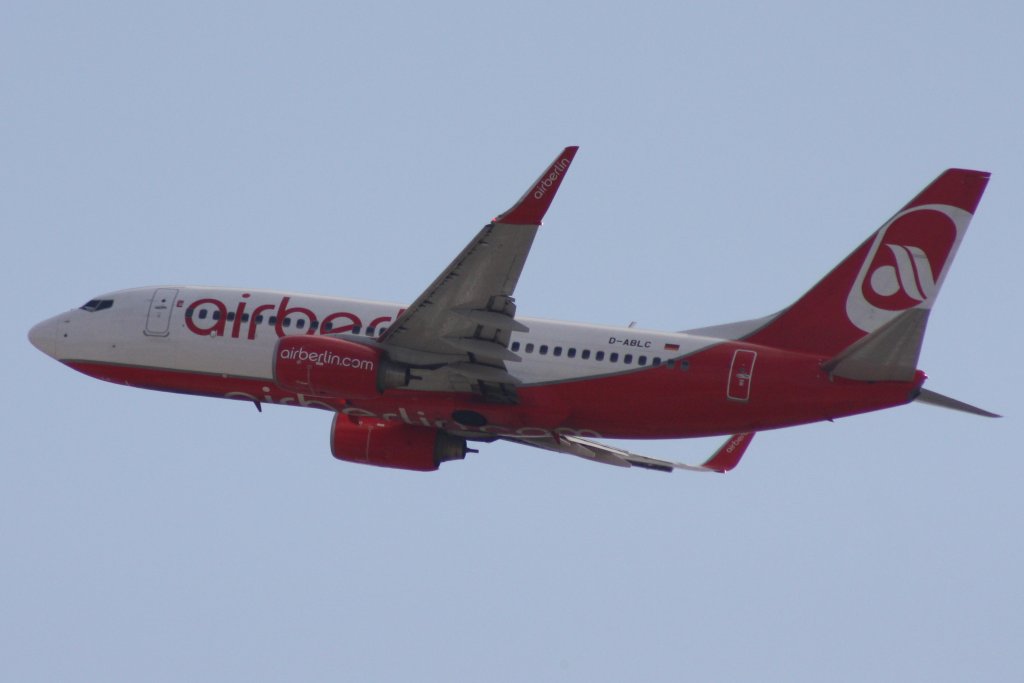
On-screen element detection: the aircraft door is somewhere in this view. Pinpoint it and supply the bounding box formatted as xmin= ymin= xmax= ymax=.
xmin=145 ymin=288 xmax=179 ymax=337
xmin=727 ymin=349 xmax=757 ymax=402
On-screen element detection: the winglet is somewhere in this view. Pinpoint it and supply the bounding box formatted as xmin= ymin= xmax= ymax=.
xmin=493 ymin=146 xmax=579 ymax=225
xmin=700 ymin=433 xmax=754 ymax=473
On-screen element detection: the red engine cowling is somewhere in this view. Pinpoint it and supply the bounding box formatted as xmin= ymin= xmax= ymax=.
xmin=274 ymin=336 xmax=410 ymax=399
xmin=330 ymin=415 xmax=469 ymax=471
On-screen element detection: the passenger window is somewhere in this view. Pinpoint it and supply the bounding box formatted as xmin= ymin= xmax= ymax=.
xmin=624 ymin=354 xmax=633 ymax=364
xmin=309 ymin=320 xmax=318 ymax=330
xmin=539 ymin=345 xmax=549 ymax=355
xmin=525 ymin=343 xmax=535 ymax=353
xmin=652 ymin=357 xmax=661 ymax=366
xmin=511 ymin=341 xmax=521 ymax=352
xmin=241 ymin=313 xmax=250 ymax=322
xmin=226 ymin=312 xmax=236 ymax=321
xmin=366 ymin=327 xmax=376 ymax=336
xmin=581 ymin=349 xmax=591 ymax=360
xmin=283 ymin=318 xmax=291 ymax=328
xmin=553 ymin=346 xmax=562 ymax=357
xmin=296 ymin=319 xmax=306 ymax=329
xmin=679 ymin=359 xmax=690 ymax=370
xmin=595 ymin=351 xmax=605 ymax=361
xmin=352 ymin=326 xmax=362 ymax=335
xmin=198 ymin=309 xmax=208 ymax=320
xmin=323 ymin=321 xmax=333 ymax=332
xmin=212 ymin=311 xmax=221 ymax=320
xmin=255 ymin=314 xmax=264 ymax=324
xmin=269 ymin=316 xmax=278 ymax=325
xmin=610 ymin=352 xmax=619 ymax=363
xmin=567 ymin=348 xmax=576 ymax=358
xmin=638 ymin=356 xmax=647 ymax=366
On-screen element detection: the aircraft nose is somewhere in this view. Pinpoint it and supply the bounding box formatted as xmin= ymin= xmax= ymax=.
xmin=28 ymin=317 xmax=58 ymax=358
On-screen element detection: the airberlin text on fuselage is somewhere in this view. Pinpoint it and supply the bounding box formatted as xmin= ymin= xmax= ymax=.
xmin=279 ymin=346 xmax=374 ymax=371
xmin=184 ymin=296 xmax=399 ymax=341
xmin=224 ymin=386 xmax=601 ymax=439
xmin=340 ymin=404 xmax=603 ymax=439
xmin=186 ymin=294 xmax=602 ymax=439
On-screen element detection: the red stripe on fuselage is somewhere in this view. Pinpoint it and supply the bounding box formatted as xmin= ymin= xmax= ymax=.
xmin=65 ymin=341 xmax=923 ymax=440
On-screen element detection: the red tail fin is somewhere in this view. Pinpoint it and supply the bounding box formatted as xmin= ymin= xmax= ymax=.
xmin=744 ymin=169 xmax=990 ymax=356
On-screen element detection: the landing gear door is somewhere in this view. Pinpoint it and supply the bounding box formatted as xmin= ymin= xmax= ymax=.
xmin=145 ymin=288 xmax=179 ymax=337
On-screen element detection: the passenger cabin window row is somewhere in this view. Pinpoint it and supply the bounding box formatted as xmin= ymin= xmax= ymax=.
xmin=182 ymin=305 xmax=680 ymax=366
xmin=184 ymin=306 xmax=385 ymax=335
xmin=509 ymin=340 xmax=689 ymax=369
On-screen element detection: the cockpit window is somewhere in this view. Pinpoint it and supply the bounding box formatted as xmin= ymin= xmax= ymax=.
xmin=80 ymin=299 xmax=114 ymax=312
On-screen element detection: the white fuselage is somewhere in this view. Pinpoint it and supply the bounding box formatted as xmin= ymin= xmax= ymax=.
xmin=33 ymin=285 xmax=724 ymax=390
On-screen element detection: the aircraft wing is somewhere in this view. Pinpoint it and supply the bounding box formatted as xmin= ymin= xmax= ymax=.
xmin=378 ymin=147 xmax=578 ymax=402
xmin=504 ymin=432 xmax=754 ymax=473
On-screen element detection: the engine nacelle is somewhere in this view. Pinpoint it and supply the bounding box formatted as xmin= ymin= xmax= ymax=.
xmin=330 ymin=415 xmax=469 ymax=472
xmin=274 ymin=336 xmax=410 ymax=399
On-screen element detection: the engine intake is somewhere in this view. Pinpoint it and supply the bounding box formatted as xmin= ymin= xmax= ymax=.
xmin=274 ymin=336 xmax=410 ymax=399
xmin=330 ymin=415 xmax=469 ymax=471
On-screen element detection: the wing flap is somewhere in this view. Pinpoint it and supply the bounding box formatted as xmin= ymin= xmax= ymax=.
xmin=442 ymin=336 xmax=521 ymax=362
xmin=448 ymin=362 xmax=523 ymax=386
xmin=452 ymin=308 xmax=530 ymax=333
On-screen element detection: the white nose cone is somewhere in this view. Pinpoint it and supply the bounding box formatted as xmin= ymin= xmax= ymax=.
xmin=28 ymin=318 xmax=57 ymax=358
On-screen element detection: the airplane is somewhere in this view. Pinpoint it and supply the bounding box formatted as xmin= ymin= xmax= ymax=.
xmin=28 ymin=147 xmax=998 ymax=473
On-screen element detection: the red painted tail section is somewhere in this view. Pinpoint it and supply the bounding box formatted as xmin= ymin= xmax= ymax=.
xmin=743 ymin=169 xmax=990 ymax=356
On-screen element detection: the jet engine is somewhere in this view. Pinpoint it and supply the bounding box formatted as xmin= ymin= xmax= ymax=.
xmin=274 ymin=336 xmax=410 ymax=399
xmin=330 ymin=415 xmax=470 ymax=471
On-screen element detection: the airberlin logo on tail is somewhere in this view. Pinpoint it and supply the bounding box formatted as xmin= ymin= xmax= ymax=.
xmin=533 ymin=158 xmax=571 ymax=200
xmin=846 ymin=204 xmax=969 ymax=332
xmin=868 ymin=244 xmax=936 ymax=305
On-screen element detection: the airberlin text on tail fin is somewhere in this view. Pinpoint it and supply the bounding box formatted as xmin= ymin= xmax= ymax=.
xmin=743 ymin=169 xmax=990 ymax=357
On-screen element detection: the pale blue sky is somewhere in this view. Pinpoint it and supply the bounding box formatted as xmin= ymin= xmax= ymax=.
xmin=3 ymin=2 xmax=1022 ymax=681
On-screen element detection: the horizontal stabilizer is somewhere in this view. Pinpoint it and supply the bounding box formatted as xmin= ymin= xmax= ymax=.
xmin=822 ymin=308 xmax=929 ymax=381
xmin=915 ymin=388 xmax=1001 ymax=418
